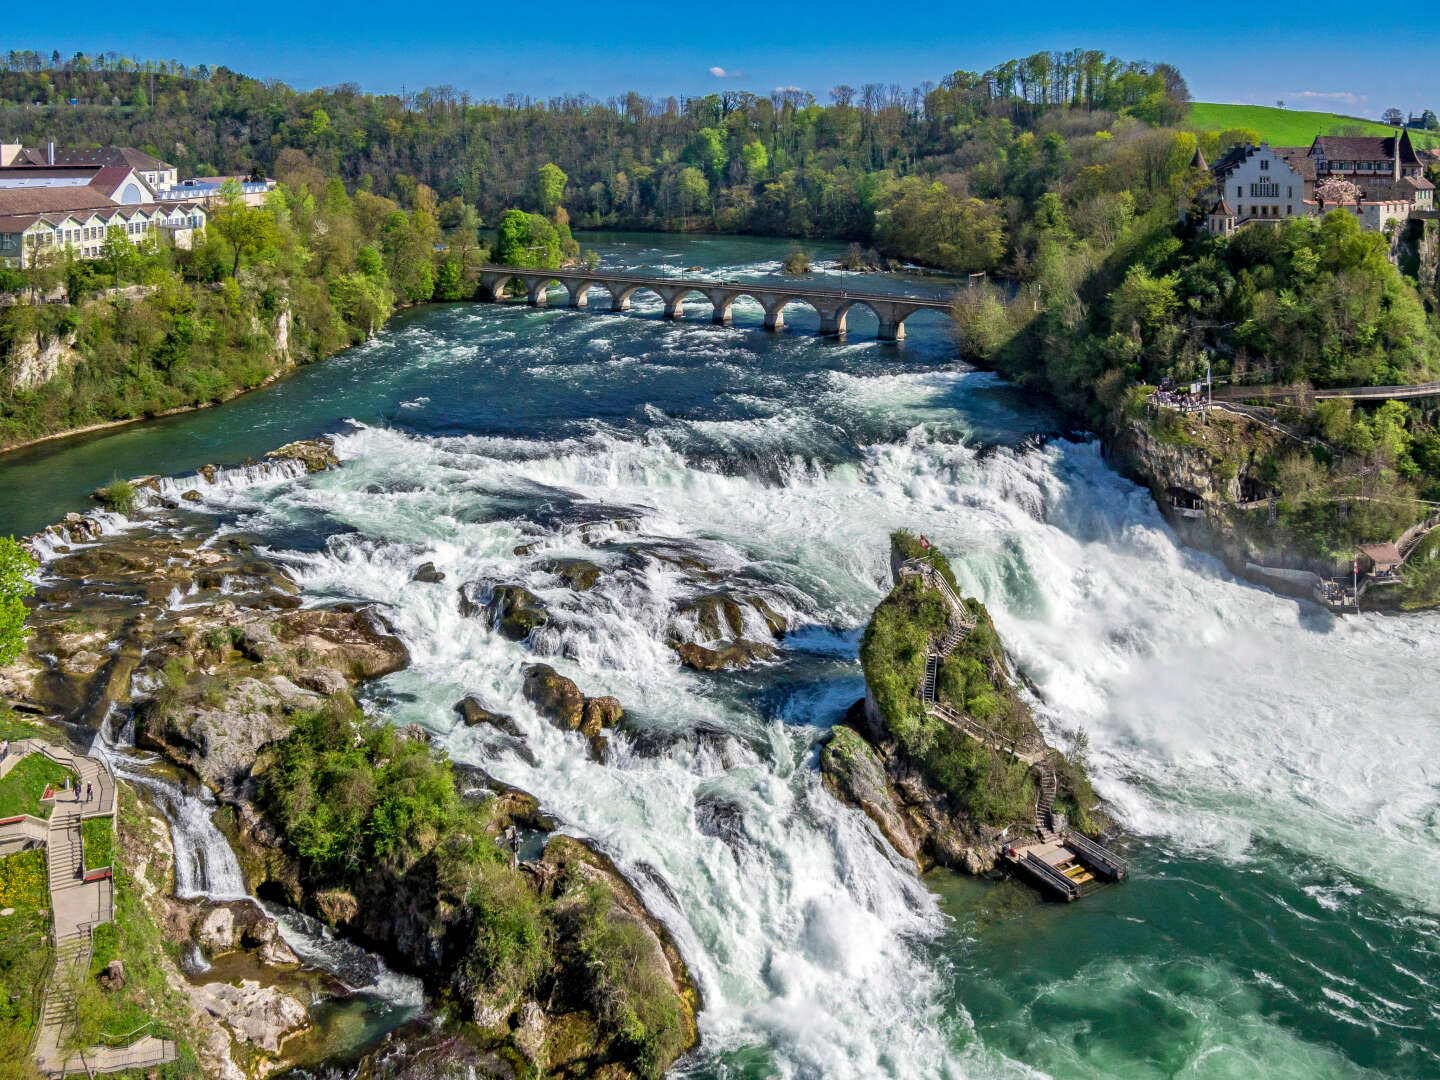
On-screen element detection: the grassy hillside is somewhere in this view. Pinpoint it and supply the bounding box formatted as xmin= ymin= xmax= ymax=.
xmin=1189 ymin=102 xmax=1439 ymax=149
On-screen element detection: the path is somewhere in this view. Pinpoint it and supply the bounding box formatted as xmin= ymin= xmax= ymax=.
xmin=0 ymin=739 xmax=177 ymax=1077
xmin=1212 ymin=379 xmax=1440 ymax=404
xmin=899 ymin=559 xmax=1060 ymax=842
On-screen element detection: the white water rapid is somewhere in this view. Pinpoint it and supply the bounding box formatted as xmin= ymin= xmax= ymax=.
xmin=170 ymin=358 xmax=1440 ymax=1078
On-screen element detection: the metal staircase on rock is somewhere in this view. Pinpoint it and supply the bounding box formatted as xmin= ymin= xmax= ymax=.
xmin=901 ymin=557 xmax=1059 ymax=840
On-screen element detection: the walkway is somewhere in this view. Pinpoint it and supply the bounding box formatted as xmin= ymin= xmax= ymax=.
xmin=0 ymin=739 xmax=177 ymax=1077
xmin=475 ymin=264 xmax=955 ymax=340
xmin=898 ymin=559 xmax=1060 ymax=842
xmin=1212 ymin=379 xmax=1440 ymax=404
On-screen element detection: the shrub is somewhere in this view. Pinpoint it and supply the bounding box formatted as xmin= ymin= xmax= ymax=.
xmin=98 ymin=479 xmax=137 ymax=515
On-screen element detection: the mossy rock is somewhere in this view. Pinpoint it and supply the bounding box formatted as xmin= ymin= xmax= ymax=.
xmin=522 ymin=664 xmax=585 ymax=730
xmin=670 ymin=639 xmax=775 ymax=671
xmin=541 ymin=558 xmax=603 ymax=592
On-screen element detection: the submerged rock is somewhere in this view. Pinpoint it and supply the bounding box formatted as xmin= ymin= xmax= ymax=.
xmin=411 ymin=561 xmax=446 ymax=583
xmin=458 ymin=581 xmax=550 ymax=641
xmin=539 ymin=557 xmax=602 ymax=591
xmin=671 ymin=639 xmax=776 ymax=671
xmin=453 ymin=696 xmax=522 ymax=737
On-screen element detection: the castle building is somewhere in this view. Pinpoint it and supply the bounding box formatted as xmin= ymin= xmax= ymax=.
xmin=1187 ymin=128 xmax=1434 ymax=235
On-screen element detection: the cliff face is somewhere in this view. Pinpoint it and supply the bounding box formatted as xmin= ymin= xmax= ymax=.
xmin=1103 ymin=406 xmax=1319 ymax=571
xmin=7 ymin=326 xmax=81 ymax=392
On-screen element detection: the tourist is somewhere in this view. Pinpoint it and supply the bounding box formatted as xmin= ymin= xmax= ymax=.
xmin=85 ymin=781 xmax=93 ymax=803
xmin=0 ymin=738 xmax=8 ymax=761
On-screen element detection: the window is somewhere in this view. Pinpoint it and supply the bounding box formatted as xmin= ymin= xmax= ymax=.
xmin=1237 ymin=185 xmax=1243 ymax=198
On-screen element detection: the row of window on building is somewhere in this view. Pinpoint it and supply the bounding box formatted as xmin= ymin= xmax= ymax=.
xmin=29 ymin=214 xmax=202 ymax=247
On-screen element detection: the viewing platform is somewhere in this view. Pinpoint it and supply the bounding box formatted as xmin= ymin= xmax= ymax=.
xmin=1003 ymin=831 xmax=1130 ymax=902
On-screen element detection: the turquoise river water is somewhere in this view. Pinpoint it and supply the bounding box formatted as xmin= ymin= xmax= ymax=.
xmin=2 ymin=233 xmax=1437 ymax=1079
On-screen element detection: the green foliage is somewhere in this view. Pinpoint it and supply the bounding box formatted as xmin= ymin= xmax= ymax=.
xmin=536 ymin=163 xmax=567 ymax=216
xmin=0 ymin=753 xmax=73 ymax=819
xmin=492 ymin=210 xmax=562 ymax=270
xmin=0 ymin=904 xmax=50 ymax=1078
xmin=258 ymin=697 xmax=462 ymax=877
xmin=0 ymin=49 xmax=1187 ymax=250
xmin=82 ymin=815 xmax=114 ymax=871
xmin=0 ymin=849 xmax=49 ymax=911
xmin=781 ymin=247 xmax=812 ymax=274
xmin=875 ymin=178 xmax=1006 ymax=272
xmin=859 ymin=545 xmax=1035 ymax=827
xmin=99 ymin=479 xmax=137 ymax=514
xmin=568 ymin=883 xmax=687 ymax=1080
xmin=0 ymin=537 xmax=35 ymax=668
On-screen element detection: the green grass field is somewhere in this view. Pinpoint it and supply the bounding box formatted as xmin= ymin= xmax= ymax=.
xmin=1189 ymin=102 xmax=1440 ymax=150
xmin=0 ymin=754 xmax=75 ymax=820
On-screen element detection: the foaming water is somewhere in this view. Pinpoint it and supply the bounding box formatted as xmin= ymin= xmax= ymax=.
xmin=12 ymin=233 xmax=1439 ymax=1078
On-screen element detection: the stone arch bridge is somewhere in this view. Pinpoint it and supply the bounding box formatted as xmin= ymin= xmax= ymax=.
xmin=475 ymin=265 xmax=955 ymax=340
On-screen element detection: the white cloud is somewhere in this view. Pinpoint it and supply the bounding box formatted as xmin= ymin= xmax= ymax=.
xmin=709 ymin=66 xmax=745 ymax=79
xmin=1289 ymin=90 xmax=1368 ymax=109
xmin=773 ymin=85 xmax=804 ymax=94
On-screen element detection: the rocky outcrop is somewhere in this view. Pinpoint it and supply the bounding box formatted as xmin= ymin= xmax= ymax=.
xmin=7 ymin=327 xmax=81 ymax=392
xmin=188 ymin=980 xmax=310 ymax=1055
xmin=521 ymin=664 xmax=622 ymax=757
xmin=667 ymin=589 xmax=788 ymax=672
xmin=671 ymin=639 xmax=776 ymax=671
xmin=539 ymin=557 xmax=602 ymax=591
xmin=453 ymin=696 xmax=521 ymax=736
xmin=189 ymin=899 xmax=301 ymax=967
xmin=458 ymin=581 xmax=550 ymax=640
xmin=821 ymin=711 xmax=1001 ymax=874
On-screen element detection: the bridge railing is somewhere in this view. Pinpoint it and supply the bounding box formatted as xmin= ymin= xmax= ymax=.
xmin=474 ymin=265 xmax=955 ymax=306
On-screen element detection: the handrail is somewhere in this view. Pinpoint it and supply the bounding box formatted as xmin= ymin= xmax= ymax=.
xmin=1020 ymin=852 xmax=1080 ymax=900
xmin=1062 ymin=829 xmax=1129 ymax=879
xmin=475 ymin=264 xmax=955 ymax=307
xmin=95 ymin=1020 xmax=154 ymax=1046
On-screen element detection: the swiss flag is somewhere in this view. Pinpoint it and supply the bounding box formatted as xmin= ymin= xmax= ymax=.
xmin=919 ymin=535 xmax=931 ymax=550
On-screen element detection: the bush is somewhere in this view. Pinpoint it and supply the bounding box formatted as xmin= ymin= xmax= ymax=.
xmin=781 ymin=247 xmax=812 ymax=274
xmin=569 ymin=884 xmax=686 ymax=1080
xmin=99 ymin=479 xmax=137 ymax=515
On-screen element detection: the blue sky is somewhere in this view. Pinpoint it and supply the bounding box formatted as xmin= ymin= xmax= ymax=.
xmin=6 ymin=3 xmax=1437 ymax=116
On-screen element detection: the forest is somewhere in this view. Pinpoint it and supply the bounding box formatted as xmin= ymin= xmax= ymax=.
xmin=0 ymin=48 xmax=1189 ymax=269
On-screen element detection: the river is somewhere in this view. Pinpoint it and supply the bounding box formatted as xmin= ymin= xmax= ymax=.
xmin=3 ymin=232 xmax=1438 ymax=1079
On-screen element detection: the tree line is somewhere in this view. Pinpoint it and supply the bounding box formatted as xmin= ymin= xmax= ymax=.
xmin=0 ymin=49 xmax=1189 ymax=271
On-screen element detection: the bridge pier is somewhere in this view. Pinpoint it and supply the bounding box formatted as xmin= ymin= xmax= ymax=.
xmin=526 ymin=279 xmax=551 ymax=307
xmin=563 ymin=280 xmax=589 ymax=309
xmin=877 ymin=320 xmax=905 ymax=341
xmin=657 ymin=286 xmax=688 ymax=319
xmin=817 ymin=304 xmax=849 ymax=337
xmin=706 ymin=290 xmax=737 ymax=325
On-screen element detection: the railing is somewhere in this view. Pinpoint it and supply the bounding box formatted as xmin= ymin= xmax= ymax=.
xmin=1063 ymin=830 xmax=1129 ymax=880
xmin=1018 ymin=852 xmax=1080 ymax=901
xmin=477 ymin=264 xmax=956 ymax=308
